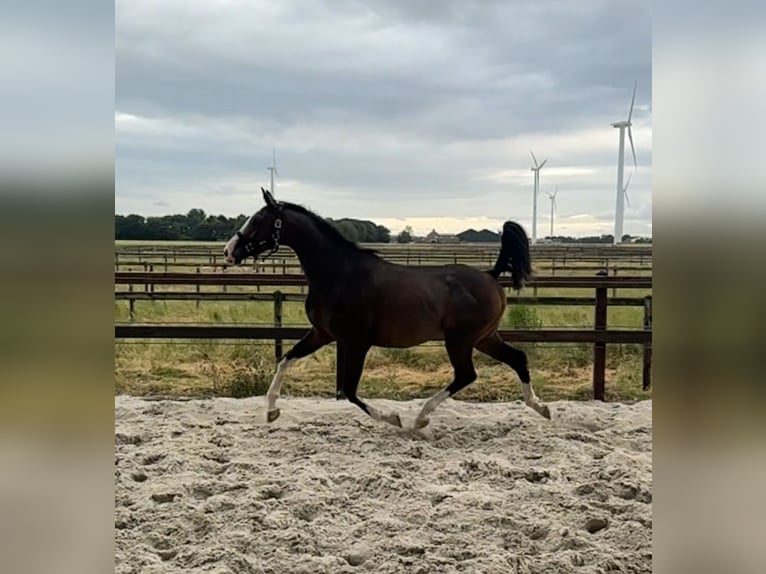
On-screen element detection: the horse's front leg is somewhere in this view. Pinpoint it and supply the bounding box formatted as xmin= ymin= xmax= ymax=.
xmin=338 ymin=340 xmax=402 ymax=428
xmin=266 ymin=327 xmax=333 ymax=422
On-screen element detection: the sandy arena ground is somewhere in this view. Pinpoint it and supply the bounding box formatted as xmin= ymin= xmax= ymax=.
xmin=115 ymin=396 xmax=652 ymax=574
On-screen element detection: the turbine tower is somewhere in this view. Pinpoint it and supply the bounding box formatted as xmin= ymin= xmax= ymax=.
xmin=547 ymin=187 xmax=558 ymax=238
xmin=529 ymin=150 xmax=547 ymax=244
xmin=611 ymin=81 xmax=638 ymax=245
xmin=267 ymin=147 xmax=278 ymax=196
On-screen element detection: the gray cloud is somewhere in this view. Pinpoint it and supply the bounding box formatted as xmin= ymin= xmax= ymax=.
xmin=116 ymin=0 xmax=652 ymax=236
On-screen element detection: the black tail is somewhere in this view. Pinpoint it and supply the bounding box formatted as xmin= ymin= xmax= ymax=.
xmin=488 ymin=221 xmax=532 ymax=291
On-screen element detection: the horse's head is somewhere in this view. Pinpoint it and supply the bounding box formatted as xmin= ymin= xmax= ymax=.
xmin=223 ymin=187 xmax=284 ymax=265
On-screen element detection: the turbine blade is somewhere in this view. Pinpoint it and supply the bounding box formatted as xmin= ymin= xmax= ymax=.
xmin=623 ymin=171 xmax=633 ymax=209
xmin=539 ymin=158 xmax=547 ymax=169
xmin=530 ymin=150 xmax=539 ymax=167
xmin=628 ymin=80 xmax=637 ymax=123
xmin=628 ymin=126 xmax=637 ymax=168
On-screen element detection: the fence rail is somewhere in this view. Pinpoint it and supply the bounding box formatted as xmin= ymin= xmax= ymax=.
xmin=115 ymin=291 xmax=646 ymax=306
xmin=116 ymin=243 xmax=652 ymax=257
xmin=116 ymin=324 xmax=650 ymax=345
xmin=114 ymin=272 xmax=652 ymax=289
xmin=115 ymin=244 xmax=653 ymax=278
xmin=114 ymin=260 xmax=652 ymax=273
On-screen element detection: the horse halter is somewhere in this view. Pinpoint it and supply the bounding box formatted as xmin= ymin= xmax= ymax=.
xmin=237 ymin=205 xmax=283 ymax=260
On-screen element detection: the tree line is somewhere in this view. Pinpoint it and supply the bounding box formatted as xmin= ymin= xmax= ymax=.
xmin=115 ymin=211 xmax=650 ymax=244
xmin=115 ymin=210 xmax=391 ymax=243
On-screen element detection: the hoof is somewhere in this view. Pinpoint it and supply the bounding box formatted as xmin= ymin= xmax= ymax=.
xmin=267 ymin=408 xmax=281 ymax=423
xmin=382 ymin=412 xmax=402 ymax=428
xmin=414 ymin=416 xmax=430 ymax=429
xmin=538 ymin=404 xmax=551 ymax=420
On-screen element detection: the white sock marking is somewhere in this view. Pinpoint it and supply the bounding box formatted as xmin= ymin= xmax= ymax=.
xmin=416 ymin=390 xmax=450 ymax=423
xmin=521 ymin=382 xmax=547 ymax=415
xmin=266 ymin=358 xmax=295 ymax=411
xmin=366 ymin=404 xmax=402 ymax=426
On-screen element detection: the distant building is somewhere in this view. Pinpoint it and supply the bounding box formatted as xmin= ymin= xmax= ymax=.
xmin=424 ymin=229 xmax=460 ymax=244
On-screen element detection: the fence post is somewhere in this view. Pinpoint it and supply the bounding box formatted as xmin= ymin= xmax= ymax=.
xmin=196 ymin=267 xmax=201 ymax=309
xmin=128 ymin=283 xmax=135 ymax=321
xmin=273 ymin=290 xmax=283 ymax=362
xmin=593 ymin=280 xmax=608 ymax=401
xmin=643 ymin=295 xmax=652 ymax=390
xmin=611 ymin=266 xmax=618 ymax=298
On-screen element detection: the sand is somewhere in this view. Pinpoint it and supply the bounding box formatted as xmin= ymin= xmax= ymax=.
xmin=115 ymin=396 xmax=652 ymax=574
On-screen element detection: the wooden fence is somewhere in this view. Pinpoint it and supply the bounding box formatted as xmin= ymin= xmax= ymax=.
xmin=114 ymin=273 xmax=652 ymax=400
xmin=115 ymin=243 xmax=653 ymax=274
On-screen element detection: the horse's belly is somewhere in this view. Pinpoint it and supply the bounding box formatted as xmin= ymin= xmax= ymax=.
xmin=371 ymin=289 xmax=445 ymax=346
xmin=372 ymin=317 xmax=442 ymax=347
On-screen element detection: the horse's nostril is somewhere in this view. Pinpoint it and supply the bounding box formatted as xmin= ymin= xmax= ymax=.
xmin=224 ymin=248 xmax=228 ymax=256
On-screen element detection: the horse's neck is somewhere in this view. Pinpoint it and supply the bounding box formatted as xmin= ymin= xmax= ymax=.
xmin=285 ymin=218 xmax=361 ymax=286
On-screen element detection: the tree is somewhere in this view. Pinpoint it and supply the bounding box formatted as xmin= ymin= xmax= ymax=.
xmin=333 ymin=220 xmax=361 ymax=243
xmin=115 ymin=214 xmax=146 ymax=240
xmin=396 ymin=225 xmax=413 ymax=243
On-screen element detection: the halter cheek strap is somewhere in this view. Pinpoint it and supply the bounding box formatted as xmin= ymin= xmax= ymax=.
xmin=238 ymin=207 xmax=283 ymax=259
xmin=260 ymin=216 xmax=282 ymax=258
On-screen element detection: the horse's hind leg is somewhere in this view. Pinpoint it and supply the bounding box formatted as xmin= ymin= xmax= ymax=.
xmin=266 ymin=327 xmax=333 ymax=422
xmin=339 ymin=341 xmax=402 ymax=428
xmin=414 ymin=338 xmax=477 ymax=429
xmin=476 ymin=333 xmax=550 ymax=419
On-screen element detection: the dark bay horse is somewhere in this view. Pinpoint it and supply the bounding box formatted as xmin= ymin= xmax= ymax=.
xmin=224 ymin=188 xmax=550 ymax=428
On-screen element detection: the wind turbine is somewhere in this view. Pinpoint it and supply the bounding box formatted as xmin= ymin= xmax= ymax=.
xmin=611 ymin=81 xmax=638 ymax=244
xmin=529 ymin=150 xmax=547 ymax=244
xmin=267 ymin=147 xmax=279 ymax=196
xmin=547 ymin=187 xmax=558 ymax=239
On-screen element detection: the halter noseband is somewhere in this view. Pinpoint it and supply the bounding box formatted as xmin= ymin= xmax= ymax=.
xmin=237 ymin=205 xmax=283 ymax=260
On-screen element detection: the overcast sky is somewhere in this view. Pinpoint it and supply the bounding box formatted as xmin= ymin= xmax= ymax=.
xmin=116 ymin=0 xmax=652 ymax=237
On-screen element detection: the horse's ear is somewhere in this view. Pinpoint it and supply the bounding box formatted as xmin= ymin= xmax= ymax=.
xmin=261 ymin=187 xmax=277 ymax=208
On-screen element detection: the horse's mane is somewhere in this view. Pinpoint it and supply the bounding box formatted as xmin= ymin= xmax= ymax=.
xmin=281 ymin=202 xmax=379 ymax=255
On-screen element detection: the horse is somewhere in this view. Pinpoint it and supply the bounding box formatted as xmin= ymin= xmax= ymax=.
xmin=223 ymin=188 xmax=551 ymax=428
